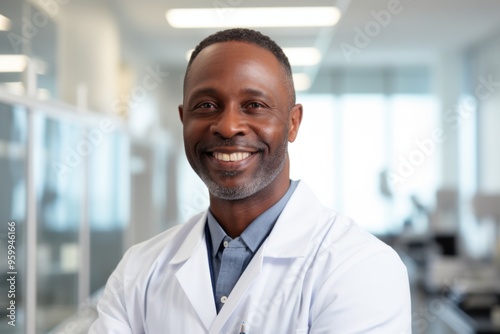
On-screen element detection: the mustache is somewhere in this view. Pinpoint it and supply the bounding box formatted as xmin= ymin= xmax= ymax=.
xmin=201 ymin=139 xmax=265 ymax=152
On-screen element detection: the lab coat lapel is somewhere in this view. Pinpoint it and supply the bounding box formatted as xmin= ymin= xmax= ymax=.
xmin=173 ymin=213 xmax=217 ymax=331
xmin=175 ymin=181 xmax=321 ymax=332
xmin=210 ymin=181 xmax=320 ymax=331
xmin=263 ymin=181 xmax=320 ymax=258
xmin=209 ymin=246 xmax=264 ymax=332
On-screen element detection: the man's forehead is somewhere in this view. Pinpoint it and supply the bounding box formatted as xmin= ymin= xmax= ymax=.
xmin=192 ymin=41 xmax=280 ymax=67
xmin=183 ymin=39 xmax=293 ymax=108
xmin=185 ymin=41 xmax=284 ymax=90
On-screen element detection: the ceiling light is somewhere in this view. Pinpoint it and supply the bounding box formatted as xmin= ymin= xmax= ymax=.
xmin=0 ymin=55 xmax=28 ymax=72
xmin=0 ymin=14 xmax=11 ymax=31
xmin=293 ymin=73 xmax=312 ymax=92
xmin=167 ymin=7 xmax=341 ymax=28
xmin=284 ymin=48 xmax=322 ymax=66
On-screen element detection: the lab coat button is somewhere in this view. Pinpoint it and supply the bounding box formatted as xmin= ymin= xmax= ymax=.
xmin=221 ymin=296 xmax=228 ymax=303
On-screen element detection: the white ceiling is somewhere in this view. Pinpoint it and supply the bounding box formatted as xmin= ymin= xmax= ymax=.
xmin=2 ymin=0 xmax=500 ymax=72
xmin=105 ymin=0 xmax=500 ymax=71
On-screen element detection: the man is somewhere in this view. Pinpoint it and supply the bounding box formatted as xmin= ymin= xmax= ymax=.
xmin=90 ymin=28 xmax=411 ymax=333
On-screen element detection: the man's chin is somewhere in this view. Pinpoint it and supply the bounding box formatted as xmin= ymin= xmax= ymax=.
xmin=197 ymin=155 xmax=286 ymax=201
xmin=207 ymin=183 xmax=255 ymax=201
xmin=202 ymin=176 xmax=260 ymax=201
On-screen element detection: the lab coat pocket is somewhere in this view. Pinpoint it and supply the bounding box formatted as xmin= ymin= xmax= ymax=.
xmin=295 ymin=327 xmax=309 ymax=334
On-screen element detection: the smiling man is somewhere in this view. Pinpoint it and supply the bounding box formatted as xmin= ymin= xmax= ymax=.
xmin=90 ymin=28 xmax=411 ymax=334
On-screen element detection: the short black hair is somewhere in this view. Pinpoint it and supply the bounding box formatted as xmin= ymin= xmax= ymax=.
xmin=183 ymin=28 xmax=295 ymax=108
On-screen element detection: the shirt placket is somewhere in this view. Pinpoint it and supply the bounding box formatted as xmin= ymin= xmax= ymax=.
xmin=215 ymin=236 xmax=247 ymax=313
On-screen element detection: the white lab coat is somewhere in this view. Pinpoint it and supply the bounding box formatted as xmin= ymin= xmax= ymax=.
xmin=89 ymin=181 xmax=411 ymax=334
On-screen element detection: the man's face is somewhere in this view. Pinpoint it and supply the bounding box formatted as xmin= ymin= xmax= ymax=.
xmin=179 ymin=41 xmax=301 ymax=200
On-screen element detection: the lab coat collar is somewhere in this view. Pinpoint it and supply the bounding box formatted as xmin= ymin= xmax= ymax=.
xmin=211 ymin=181 xmax=324 ymax=332
xmin=262 ymin=180 xmax=321 ymax=258
xmin=170 ymin=211 xmax=208 ymax=264
xmin=174 ymin=227 xmax=217 ymax=330
xmin=171 ymin=210 xmax=217 ymax=330
xmin=169 ymin=180 xmax=324 ymax=332
xmin=171 ymin=180 xmax=321 ymax=265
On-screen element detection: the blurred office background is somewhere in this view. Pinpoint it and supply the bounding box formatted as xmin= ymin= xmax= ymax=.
xmin=0 ymin=0 xmax=500 ymax=333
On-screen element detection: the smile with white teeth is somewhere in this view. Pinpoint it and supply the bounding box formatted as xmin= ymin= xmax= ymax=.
xmin=213 ymin=152 xmax=252 ymax=162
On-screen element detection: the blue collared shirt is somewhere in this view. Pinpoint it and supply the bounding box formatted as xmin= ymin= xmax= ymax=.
xmin=206 ymin=180 xmax=299 ymax=313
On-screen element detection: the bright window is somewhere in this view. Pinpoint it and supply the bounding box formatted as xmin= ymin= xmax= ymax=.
xmin=290 ymin=94 xmax=440 ymax=234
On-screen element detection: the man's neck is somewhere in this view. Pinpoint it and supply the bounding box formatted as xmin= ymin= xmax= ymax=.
xmin=208 ymin=174 xmax=290 ymax=238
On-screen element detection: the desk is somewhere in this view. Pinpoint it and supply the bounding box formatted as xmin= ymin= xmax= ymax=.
xmin=440 ymin=298 xmax=500 ymax=334
xmin=427 ymin=257 xmax=500 ymax=334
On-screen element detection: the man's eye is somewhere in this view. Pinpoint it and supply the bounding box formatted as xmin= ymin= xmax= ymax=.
xmin=248 ymin=102 xmax=263 ymax=109
xmin=199 ymin=102 xmax=217 ymax=109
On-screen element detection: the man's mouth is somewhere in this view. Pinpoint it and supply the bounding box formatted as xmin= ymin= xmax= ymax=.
xmin=212 ymin=152 xmax=252 ymax=162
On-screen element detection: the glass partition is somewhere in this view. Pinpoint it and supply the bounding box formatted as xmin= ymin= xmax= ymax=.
xmin=34 ymin=114 xmax=83 ymax=332
xmin=0 ymin=96 xmax=151 ymax=332
xmin=0 ymin=102 xmax=27 ymax=334
xmin=89 ymin=131 xmax=129 ymax=293
xmin=0 ymin=1 xmax=58 ymax=99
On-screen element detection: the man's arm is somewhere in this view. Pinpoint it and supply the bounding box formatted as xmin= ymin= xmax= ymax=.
xmin=309 ymin=249 xmax=411 ymax=333
xmin=88 ymin=248 xmax=135 ymax=334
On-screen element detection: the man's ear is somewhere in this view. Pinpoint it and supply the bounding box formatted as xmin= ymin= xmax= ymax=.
xmin=178 ymin=104 xmax=184 ymax=123
xmin=288 ymin=104 xmax=303 ymax=143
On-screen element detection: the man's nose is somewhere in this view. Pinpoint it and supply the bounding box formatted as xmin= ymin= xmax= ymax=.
xmin=211 ymin=103 xmax=248 ymax=138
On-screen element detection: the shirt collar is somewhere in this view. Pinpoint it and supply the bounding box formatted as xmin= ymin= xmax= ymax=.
xmin=206 ymin=212 xmax=227 ymax=257
xmin=206 ymin=180 xmax=299 ymax=256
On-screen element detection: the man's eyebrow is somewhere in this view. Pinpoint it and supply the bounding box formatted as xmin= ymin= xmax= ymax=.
xmin=188 ymin=87 xmax=274 ymax=101
xmin=188 ymin=87 xmax=219 ymax=100
xmin=241 ymin=88 xmax=273 ymax=100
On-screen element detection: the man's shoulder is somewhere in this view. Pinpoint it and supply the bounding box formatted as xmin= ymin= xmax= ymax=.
xmin=326 ymin=213 xmax=390 ymax=249
xmin=123 ymin=212 xmax=206 ymax=267
xmin=289 ymin=182 xmax=392 ymax=253
xmin=318 ymin=212 xmax=405 ymax=277
xmin=276 ymin=181 xmax=398 ymax=262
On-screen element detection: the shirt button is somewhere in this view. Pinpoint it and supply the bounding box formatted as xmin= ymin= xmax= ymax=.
xmin=221 ymin=296 xmax=228 ymax=304
xmin=223 ymin=241 xmax=229 ymax=248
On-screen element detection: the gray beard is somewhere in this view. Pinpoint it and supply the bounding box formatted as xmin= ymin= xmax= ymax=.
xmin=201 ymin=152 xmax=286 ymax=201
xmin=191 ymin=137 xmax=288 ymax=201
